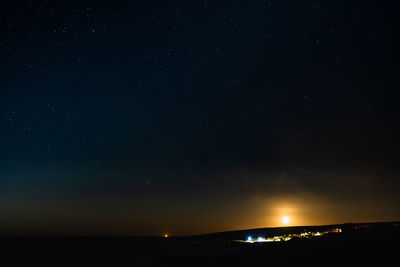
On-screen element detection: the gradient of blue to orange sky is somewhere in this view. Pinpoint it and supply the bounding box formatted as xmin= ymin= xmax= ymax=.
xmin=1 ymin=0 xmax=400 ymax=235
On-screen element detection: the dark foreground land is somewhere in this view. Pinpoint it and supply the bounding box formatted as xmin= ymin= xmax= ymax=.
xmin=2 ymin=222 xmax=399 ymax=266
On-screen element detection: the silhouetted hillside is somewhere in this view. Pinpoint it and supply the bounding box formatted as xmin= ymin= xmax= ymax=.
xmin=1 ymin=222 xmax=399 ymax=266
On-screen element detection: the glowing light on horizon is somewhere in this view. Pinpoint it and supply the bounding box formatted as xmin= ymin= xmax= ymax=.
xmin=238 ymin=227 xmax=342 ymax=244
xmin=257 ymin=236 xmax=266 ymax=242
xmin=281 ymin=216 xmax=290 ymax=225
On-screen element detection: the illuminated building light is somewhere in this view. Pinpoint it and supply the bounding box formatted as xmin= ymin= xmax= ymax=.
xmin=236 ymin=227 xmax=343 ymax=244
xmin=257 ymin=236 xmax=266 ymax=242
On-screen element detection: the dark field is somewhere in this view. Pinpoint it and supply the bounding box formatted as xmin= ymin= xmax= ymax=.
xmin=2 ymin=222 xmax=399 ymax=266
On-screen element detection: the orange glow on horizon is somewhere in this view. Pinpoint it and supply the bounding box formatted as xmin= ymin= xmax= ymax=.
xmin=281 ymin=216 xmax=290 ymax=225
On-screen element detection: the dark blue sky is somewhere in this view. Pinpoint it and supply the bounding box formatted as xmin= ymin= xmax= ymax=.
xmin=1 ymin=0 xmax=400 ymax=235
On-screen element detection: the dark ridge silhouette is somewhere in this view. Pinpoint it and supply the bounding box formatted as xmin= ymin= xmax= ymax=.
xmin=1 ymin=221 xmax=399 ymax=266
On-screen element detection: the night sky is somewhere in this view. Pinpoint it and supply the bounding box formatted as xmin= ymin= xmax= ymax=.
xmin=1 ymin=0 xmax=400 ymax=236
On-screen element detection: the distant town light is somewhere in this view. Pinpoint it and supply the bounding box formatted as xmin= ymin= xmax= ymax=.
xmin=257 ymin=236 xmax=266 ymax=242
xmin=236 ymin=227 xmax=342 ymax=244
xmin=164 ymin=234 xmax=169 ymax=238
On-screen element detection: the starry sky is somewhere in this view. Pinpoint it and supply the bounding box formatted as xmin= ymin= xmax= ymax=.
xmin=1 ymin=0 xmax=400 ymax=236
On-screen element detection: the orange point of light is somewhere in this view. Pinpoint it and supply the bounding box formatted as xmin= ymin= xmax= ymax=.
xmin=164 ymin=234 xmax=168 ymax=238
xmin=281 ymin=216 xmax=290 ymax=225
